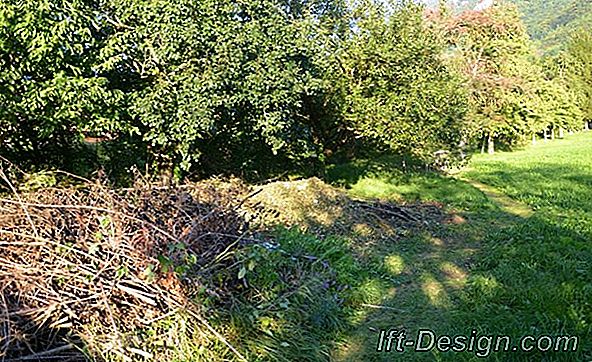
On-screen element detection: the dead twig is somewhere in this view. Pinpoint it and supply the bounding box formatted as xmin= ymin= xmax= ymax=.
xmin=7 ymin=344 xmax=74 ymax=360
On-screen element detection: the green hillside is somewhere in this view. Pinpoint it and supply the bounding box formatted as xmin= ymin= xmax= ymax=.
xmin=430 ymin=0 xmax=592 ymax=52
xmin=510 ymin=0 xmax=592 ymax=52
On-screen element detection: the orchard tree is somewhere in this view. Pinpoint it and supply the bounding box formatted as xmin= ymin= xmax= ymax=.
xmin=98 ymin=0 xmax=346 ymax=176
xmin=0 ymin=0 xmax=125 ymax=164
xmin=445 ymin=4 xmax=545 ymax=153
xmin=565 ymin=29 xmax=592 ymax=129
xmin=336 ymin=0 xmax=469 ymax=165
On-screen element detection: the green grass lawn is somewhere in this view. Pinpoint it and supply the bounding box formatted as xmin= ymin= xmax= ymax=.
xmin=323 ymin=133 xmax=592 ymax=361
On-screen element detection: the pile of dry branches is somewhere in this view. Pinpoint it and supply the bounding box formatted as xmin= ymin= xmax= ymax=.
xmin=0 ymin=168 xmax=251 ymax=361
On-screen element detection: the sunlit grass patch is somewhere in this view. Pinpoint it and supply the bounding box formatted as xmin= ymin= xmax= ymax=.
xmin=328 ymin=132 xmax=592 ymax=361
xmin=420 ymin=274 xmax=451 ymax=308
xmin=384 ymin=255 xmax=406 ymax=276
xmin=348 ymin=177 xmax=407 ymax=200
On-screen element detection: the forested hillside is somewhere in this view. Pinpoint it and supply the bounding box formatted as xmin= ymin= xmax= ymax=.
xmin=431 ymin=0 xmax=592 ymax=52
xmin=511 ymin=0 xmax=592 ymax=52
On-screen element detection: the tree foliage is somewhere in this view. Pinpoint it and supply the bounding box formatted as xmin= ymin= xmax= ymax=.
xmin=565 ymin=29 xmax=592 ymax=122
xmin=98 ymin=0 xmax=347 ymax=175
xmin=1 ymin=0 xmax=591 ymax=176
xmin=442 ymin=3 xmax=584 ymax=152
xmin=337 ymin=1 xmax=469 ymax=163
xmin=0 ymin=0 xmax=125 ymax=163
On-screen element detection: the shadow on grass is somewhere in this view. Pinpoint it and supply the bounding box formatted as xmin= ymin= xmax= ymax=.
xmin=315 ymin=160 xmax=592 ymax=361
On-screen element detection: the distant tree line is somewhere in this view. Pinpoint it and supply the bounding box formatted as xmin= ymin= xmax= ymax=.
xmin=433 ymin=3 xmax=589 ymax=154
xmin=0 ymin=0 xmax=590 ymax=179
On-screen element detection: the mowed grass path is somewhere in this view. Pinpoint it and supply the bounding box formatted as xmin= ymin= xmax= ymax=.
xmin=328 ymin=133 xmax=592 ymax=361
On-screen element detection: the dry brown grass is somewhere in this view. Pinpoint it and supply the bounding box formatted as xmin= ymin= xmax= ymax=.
xmin=245 ymin=177 xmax=445 ymax=241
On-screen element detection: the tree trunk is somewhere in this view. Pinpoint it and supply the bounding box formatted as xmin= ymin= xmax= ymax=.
xmin=487 ymin=133 xmax=495 ymax=155
xmin=559 ymin=127 xmax=564 ymax=139
xmin=543 ymin=129 xmax=548 ymax=142
xmin=585 ymin=121 xmax=589 ymax=131
xmin=532 ymin=133 xmax=536 ymax=145
xmin=481 ymin=136 xmax=486 ymax=154
xmin=551 ymin=127 xmax=555 ymax=140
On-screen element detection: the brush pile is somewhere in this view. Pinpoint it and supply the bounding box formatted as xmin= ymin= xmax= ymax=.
xmin=0 ymin=170 xmax=251 ymax=361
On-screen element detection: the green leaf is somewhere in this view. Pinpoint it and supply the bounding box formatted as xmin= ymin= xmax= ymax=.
xmin=238 ymin=266 xmax=247 ymax=280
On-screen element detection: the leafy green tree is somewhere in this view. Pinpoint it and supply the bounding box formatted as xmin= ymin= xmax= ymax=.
xmin=98 ymin=0 xmax=347 ymax=176
xmin=536 ymin=55 xmax=584 ymax=137
xmin=445 ymin=3 xmax=551 ymax=153
xmin=0 ymin=0 xmax=125 ymax=164
xmin=565 ymin=28 xmax=592 ymax=127
xmin=334 ymin=0 xmax=469 ymax=164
